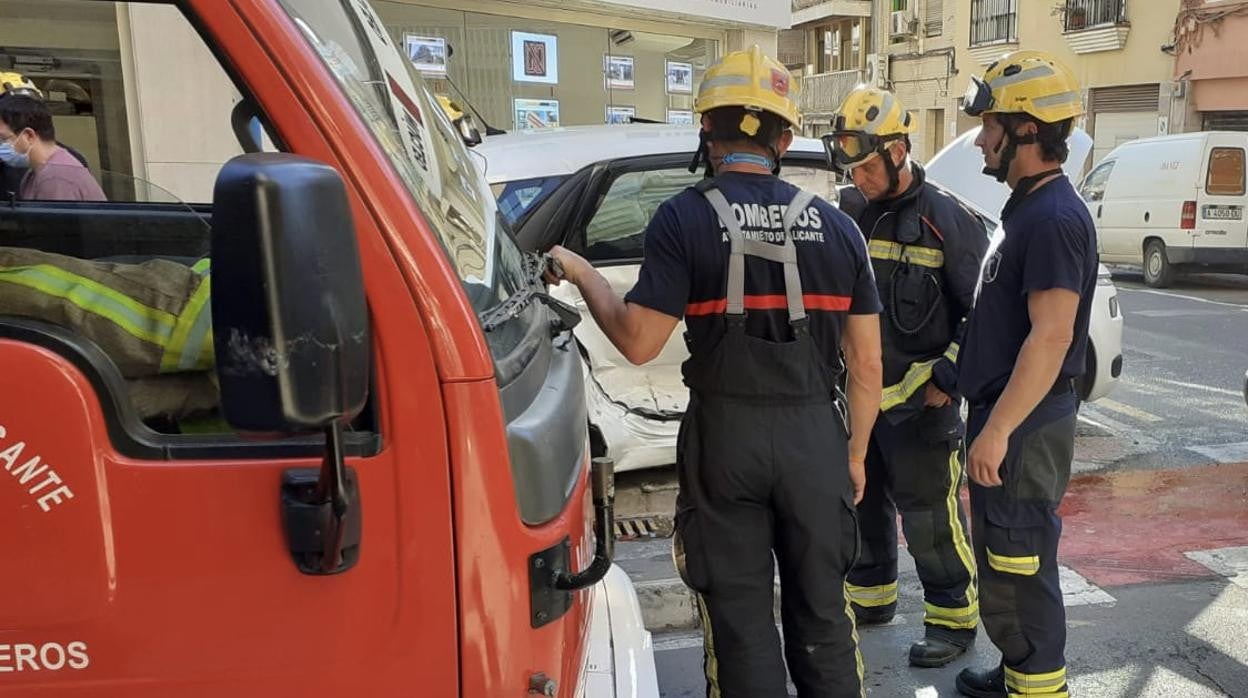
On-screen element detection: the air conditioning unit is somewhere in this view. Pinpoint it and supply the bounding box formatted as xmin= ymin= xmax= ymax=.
xmin=891 ymin=9 xmax=916 ymax=37
xmin=865 ymin=53 xmax=889 ymax=89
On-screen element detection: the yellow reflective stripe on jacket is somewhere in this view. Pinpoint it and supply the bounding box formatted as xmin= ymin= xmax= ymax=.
xmin=943 ymin=342 xmax=960 ymax=363
xmin=191 ymin=257 xmax=211 ymax=274
xmin=923 ymin=601 xmax=979 ymax=630
xmin=881 ymin=358 xmax=937 ymax=411
xmin=1005 ymin=666 xmax=1067 ymax=694
xmin=868 ymin=240 xmax=944 ymax=269
xmin=0 ymin=264 xmax=177 ymax=346
xmin=160 ymin=275 xmax=214 ymax=373
xmin=845 ymin=581 xmax=898 ymax=607
xmin=987 ymin=548 xmax=1041 ymax=576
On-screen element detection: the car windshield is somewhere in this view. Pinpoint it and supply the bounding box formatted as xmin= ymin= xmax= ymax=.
xmin=277 ymin=0 xmax=527 ymax=318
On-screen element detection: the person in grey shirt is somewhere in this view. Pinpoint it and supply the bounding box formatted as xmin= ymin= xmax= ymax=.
xmin=0 ymin=95 xmax=105 ymax=202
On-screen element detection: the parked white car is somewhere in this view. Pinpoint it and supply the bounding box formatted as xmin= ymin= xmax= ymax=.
xmin=1074 ymin=131 xmax=1248 ymax=287
xmin=474 ymin=124 xmax=1123 ymax=471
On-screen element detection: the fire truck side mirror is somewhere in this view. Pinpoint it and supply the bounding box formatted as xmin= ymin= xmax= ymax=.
xmin=210 ymin=153 xmax=371 ymax=432
xmin=211 ymin=153 xmax=371 ymax=575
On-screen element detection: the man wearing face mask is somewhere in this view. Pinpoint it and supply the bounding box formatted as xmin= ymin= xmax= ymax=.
xmin=0 ymin=90 xmax=104 ymax=202
xmin=824 ymin=86 xmax=988 ymax=668
xmin=955 ymin=50 xmax=1096 ymax=698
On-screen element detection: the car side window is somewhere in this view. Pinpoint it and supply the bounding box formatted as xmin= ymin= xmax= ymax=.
xmin=1207 ymin=147 xmax=1246 ymax=197
xmin=1080 ymin=160 xmax=1115 ymax=202
xmin=584 ymin=168 xmax=700 ymax=261
xmin=782 ymin=165 xmax=843 ymax=205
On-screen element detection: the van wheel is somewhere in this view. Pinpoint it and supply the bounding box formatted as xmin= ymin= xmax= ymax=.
xmin=1143 ymin=240 xmax=1175 ymax=288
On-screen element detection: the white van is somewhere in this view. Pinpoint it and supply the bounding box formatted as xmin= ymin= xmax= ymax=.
xmin=1077 ymin=131 xmax=1248 ymax=287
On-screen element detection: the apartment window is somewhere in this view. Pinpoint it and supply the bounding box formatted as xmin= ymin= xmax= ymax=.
xmin=1063 ymin=0 xmax=1126 ymax=32
xmin=970 ymin=0 xmax=1018 ymax=46
xmin=926 ymin=0 xmax=944 ymax=37
xmin=892 ymin=0 xmax=908 ymax=10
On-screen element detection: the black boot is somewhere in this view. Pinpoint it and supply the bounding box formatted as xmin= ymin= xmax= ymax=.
xmin=955 ymin=666 xmax=1006 ymax=698
xmin=852 ymin=601 xmax=896 ymax=626
xmin=910 ymin=626 xmax=975 ymax=668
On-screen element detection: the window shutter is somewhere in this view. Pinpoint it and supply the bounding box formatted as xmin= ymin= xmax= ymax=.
xmin=926 ymin=0 xmax=943 ymax=37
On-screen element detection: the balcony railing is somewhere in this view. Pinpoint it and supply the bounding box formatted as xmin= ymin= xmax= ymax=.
xmin=1063 ymin=0 xmax=1126 ymax=32
xmin=800 ymin=69 xmax=865 ymax=120
xmin=970 ymin=0 xmax=1018 ymax=46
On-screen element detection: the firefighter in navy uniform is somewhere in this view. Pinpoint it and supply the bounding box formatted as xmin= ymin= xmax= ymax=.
xmin=955 ymin=50 xmax=1097 ymax=698
xmin=544 ymin=46 xmax=885 ymax=698
xmin=824 ymin=87 xmax=989 ymax=667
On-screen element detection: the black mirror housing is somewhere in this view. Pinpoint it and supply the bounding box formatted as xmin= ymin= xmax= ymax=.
xmin=211 ymin=154 xmax=370 ymax=432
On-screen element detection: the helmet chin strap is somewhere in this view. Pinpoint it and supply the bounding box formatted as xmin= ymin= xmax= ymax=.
xmin=881 ymin=147 xmax=902 ymax=198
xmin=983 ymin=127 xmax=1037 ymax=183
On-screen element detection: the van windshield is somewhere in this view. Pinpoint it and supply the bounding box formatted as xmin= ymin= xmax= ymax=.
xmin=277 ymin=0 xmax=527 ymax=321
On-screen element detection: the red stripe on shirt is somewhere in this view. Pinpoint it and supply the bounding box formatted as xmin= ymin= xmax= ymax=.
xmin=685 ymin=293 xmax=853 ymax=316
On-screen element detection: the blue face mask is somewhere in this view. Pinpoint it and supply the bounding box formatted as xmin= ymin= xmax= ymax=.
xmin=0 ymin=138 xmax=30 ymax=168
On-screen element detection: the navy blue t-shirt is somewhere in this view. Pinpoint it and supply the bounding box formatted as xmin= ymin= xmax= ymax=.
xmin=625 ymin=172 xmax=882 ymax=376
xmin=958 ymin=175 xmax=1099 ymax=406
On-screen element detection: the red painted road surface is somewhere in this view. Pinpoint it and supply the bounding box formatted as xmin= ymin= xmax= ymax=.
xmin=1058 ymin=462 xmax=1248 ymax=587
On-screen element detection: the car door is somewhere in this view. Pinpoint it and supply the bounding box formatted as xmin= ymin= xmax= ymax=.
xmin=544 ymin=153 xmax=842 ymax=459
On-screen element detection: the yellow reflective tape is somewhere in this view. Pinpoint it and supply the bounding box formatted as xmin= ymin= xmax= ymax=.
xmin=841 ymin=586 xmax=866 ymax=698
xmin=1006 ymin=666 xmax=1067 ymax=695
xmin=923 ymin=601 xmax=979 ymax=630
xmin=987 ymin=548 xmax=1041 ymax=576
xmin=943 ymin=342 xmax=960 ymax=363
xmin=947 ymin=449 xmax=979 ymax=605
xmin=161 ymin=275 xmax=213 ymax=373
xmin=881 ymin=359 xmax=937 ymax=411
xmin=0 ymin=264 xmax=176 ymax=346
xmin=697 ymin=595 xmax=722 ymax=698
xmin=191 ymin=257 xmax=211 ymax=274
xmin=868 ymin=240 xmax=944 ymax=269
xmin=846 ymin=581 xmax=898 ymax=607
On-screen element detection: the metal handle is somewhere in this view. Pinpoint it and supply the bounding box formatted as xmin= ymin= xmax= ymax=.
xmin=554 ymin=457 xmax=615 ymax=590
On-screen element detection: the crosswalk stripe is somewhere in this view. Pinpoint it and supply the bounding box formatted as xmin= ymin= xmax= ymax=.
xmin=1094 ymin=398 xmax=1163 ymax=423
xmin=1185 ymin=546 xmax=1248 ymax=589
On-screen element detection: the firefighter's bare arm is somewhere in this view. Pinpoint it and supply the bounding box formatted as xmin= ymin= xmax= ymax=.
xmin=544 ymin=244 xmax=679 ymax=365
xmin=968 ymin=287 xmax=1079 ymax=486
xmin=842 ymin=312 xmax=884 ymax=504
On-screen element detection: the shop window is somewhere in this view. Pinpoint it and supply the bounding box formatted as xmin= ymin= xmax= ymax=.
xmin=370 ymin=2 xmax=715 ymax=130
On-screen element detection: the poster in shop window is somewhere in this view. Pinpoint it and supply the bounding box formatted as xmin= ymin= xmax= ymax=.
xmin=667 ymin=61 xmax=694 ymax=95
xmin=605 ymin=55 xmax=635 ymax=90
xmin=404 ymin=34 xmax=447 ymax=75
xmin=515 ymin=98 xmax=561 ymax=130
xmin=511 ymin=31 xmax=559 ymax=84
xmin=667 ymin=109 xmax=695 ymax=126
xmin=606 ymin=105 xmax=635 ymax=125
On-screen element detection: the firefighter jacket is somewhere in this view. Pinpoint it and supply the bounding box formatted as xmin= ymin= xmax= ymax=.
xmin=839 ymin=164 xmax=988 ymax=424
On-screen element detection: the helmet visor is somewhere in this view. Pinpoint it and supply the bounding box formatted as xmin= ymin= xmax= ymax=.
xmin=823 ymin=131 xmax=884 ymax=170
xmin=963 ymin=77 xmax=994 ymax=117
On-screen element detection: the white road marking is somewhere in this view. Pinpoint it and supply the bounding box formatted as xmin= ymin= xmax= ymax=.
xmin=1190 ymin=441 xmax=1248 ymax=464
xmin=915 ymin=688 xmax=940 ymax=698
xmin=1094 ymin=398 xmax=1163 ymax=423
xmin=1132 ymin=309 xmax=1227 ymax=318
xmin=1061 ymin=566 xmax=1116 ymax=607
xmin=1120 ymin=286 xmax=1248 ymax=311
xmin=1153 ymin=376 xmax=1243 ymax=398
xmin=1185 ymin=546 xmax=1248 ymax=589
xmin=1080 ymin=403 xmax=1151 ymax=437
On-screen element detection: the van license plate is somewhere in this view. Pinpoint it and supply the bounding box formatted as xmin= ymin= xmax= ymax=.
xmin=1202 ymin=205 xmax=1242 ymax=221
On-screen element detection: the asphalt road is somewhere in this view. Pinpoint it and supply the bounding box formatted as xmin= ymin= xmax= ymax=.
xmin=1075 ymin=269 xmax=1248 ymax=470
xmin=640 ymin=269 xmax=1248 ymax=697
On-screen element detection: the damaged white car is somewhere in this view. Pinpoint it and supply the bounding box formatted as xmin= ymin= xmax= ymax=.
xmin=474 ymin=124 xmax=1122 ymax=472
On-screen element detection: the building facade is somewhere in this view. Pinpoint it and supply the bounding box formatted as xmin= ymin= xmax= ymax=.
xmin=1173 ymin=1 xmax=1248 ymax=132
xmin=784 ymin=0 xmax=874 ymax=137
xmin=951 ymin=0 xmax=1184 ymax=171
xmin=874 ymin=0 xmax=959 ymax=162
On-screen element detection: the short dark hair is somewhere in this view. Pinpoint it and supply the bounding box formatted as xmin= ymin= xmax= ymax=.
xmin=705 ymin=106 xmax=788 ymax=149
xmin=0 ymin=95 xmax=55 ymax=141
xmin=1001 ymin=112 xmax=1073 ymax=164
